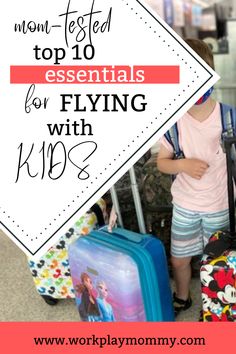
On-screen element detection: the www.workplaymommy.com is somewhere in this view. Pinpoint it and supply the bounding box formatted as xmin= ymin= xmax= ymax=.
xmin=34 ymin=335 xmax=206 ymax=348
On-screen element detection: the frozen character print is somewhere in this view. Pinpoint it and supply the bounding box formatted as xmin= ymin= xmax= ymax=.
xmin=75 ymin=273 xmax=100 ymax=322
xmin=96 ymin=280 xmax=115 ymax=322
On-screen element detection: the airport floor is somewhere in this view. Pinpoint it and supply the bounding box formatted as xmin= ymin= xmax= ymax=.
xmin=0 ymin=230 xmax=202 ymax=322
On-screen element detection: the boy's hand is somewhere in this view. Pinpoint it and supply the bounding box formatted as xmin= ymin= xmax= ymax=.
xmin=108 ymin=206 xmax=117 ymax=233
xmin=181 ymin=159 xmax=209 ymax=179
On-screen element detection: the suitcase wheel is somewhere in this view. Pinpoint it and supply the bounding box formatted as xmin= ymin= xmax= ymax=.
xmin=41 ymin=295 xmax=59 ymax=306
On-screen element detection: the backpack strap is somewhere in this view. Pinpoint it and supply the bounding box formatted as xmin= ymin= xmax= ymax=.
xmin=164 ymin=123 xmax=184 ymax=159
xmin=220 ymin=102 xmax=236 ymax=163
xmin=220 ymin=103 xmax=236 ymax=139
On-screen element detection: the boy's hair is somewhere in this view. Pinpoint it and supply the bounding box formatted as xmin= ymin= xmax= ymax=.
xmin=185 ymin=38 xmax=215 ymax=70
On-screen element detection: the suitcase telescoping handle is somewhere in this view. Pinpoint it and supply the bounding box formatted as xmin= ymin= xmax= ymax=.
xmin=224 ymin=136 xmax=236 ymax=234
xmin=110 ymin=167 xmax=147 ymax=234
xmin=99 ymin=226 xmax=143 ymax=244
xmin=129 ymin=167 xmax=147 ymax=234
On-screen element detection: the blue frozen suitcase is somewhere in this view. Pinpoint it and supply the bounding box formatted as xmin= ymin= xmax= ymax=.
xmin=68 ymin=227 xmax=174 ymax=322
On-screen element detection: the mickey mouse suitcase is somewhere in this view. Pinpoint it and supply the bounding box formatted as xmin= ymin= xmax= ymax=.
xmin=28 ymin=199 xmax=106 ymax=305
xmin=68 ymin=227 xmax=174 ymax=322
xmin=200 ymin=136 xmax=236 ymax=321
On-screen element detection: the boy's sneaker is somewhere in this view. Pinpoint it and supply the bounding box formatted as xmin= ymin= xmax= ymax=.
xmin=173 ymin=292 xmax=192 ymax=317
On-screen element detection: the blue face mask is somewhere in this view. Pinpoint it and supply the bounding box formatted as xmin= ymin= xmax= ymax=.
xmin=195 ymin=87 xmax=214 ymax=105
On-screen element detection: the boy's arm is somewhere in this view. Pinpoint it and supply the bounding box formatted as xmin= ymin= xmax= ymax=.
xmin=157 ymin=144 xmax=183 ymax=175
xmin=157 ymin=144 xmax=209 ymax=180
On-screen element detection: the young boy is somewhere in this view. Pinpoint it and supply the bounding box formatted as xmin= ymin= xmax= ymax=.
xmin=157 ymin=38 xmax=230 ymax=316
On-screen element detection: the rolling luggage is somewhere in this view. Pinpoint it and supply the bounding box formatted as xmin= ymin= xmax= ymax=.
xmin=28 ymin=199 xmax=106 ymax=305
xmin=200 ymin=136 xmax=236 ymax=322
xmin=68 ymin=227 xmax=174 ymax=322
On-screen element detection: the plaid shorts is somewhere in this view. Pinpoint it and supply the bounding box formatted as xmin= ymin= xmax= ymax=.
xmin=171 ymin=204 xmax=229 ymax=258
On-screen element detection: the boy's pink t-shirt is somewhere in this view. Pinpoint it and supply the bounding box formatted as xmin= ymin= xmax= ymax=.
xmin=160 ymin=102 xmax=228 ymax=212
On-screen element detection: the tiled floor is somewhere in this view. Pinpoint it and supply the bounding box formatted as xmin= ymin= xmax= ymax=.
xmin=0 ymin=230 xmax=201 ymax=322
